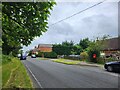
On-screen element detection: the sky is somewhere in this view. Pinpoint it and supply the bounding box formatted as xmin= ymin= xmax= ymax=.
xmin=23 ymin=1 xmax=118 ymax=52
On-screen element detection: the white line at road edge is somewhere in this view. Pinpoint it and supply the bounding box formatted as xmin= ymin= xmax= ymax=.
xmin=25 ymin=64 xmax=43 ymax=88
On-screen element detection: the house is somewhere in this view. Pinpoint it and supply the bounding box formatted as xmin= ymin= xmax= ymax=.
xmin=32 ymin=46 xmax=38 ymax=54
xmin=101 ymin=37 xmax=120 ymax=57
xmin=32 ymin=44 xmax=53 ymax=54
xmin=37 ymin=44 xmax=53 ymax=52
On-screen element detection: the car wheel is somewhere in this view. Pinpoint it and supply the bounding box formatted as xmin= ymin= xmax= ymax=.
xmin=107 ymin=66 xmax=113 ymax=72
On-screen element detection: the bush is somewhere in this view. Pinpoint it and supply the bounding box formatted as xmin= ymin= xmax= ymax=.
xmin=80 ymin=52 xmax=88 ymax=60
xmin=97 ymin=57 xmax=116 ymax=64
xmin=44 ymin=52 xmax=57 ymax=58
xmin=2 ymin=55 xmax=12 ymax=64
xmin=64 ymin=55 xmax=80 ymax=60
xmin=105 ymin=57 xmax=115 ymax=62
xmin=37 ymin=52 xmax=43 ymax=57
xmin=97 ymin=57 xmax=105 ymax=64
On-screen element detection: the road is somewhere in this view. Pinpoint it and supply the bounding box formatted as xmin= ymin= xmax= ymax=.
xmin=21 ymin=57 xmax=119 ymax=88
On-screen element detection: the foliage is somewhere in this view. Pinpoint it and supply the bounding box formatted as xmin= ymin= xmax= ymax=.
xmin=64 ymin=55 xmax=80 ymax=60
xmin=97 ymin=57 xmax=105 ymax=64
xmin=44 ymin=52 xmax=57 ymax=58
xmin=97 ymin=57 xmax=115 ymax=64
xmin=2 ymin=55 xmax=33 ymax=88
xmin=87 ymin=35 xmax=109 ymax=63
xmin=87 ymin=41 xmax=101 ymax=63
xmin=2 ymin=55 xmax=12 ymax=64
xmin=105 ymin=57 xmax=115 ymax=62
xmin=53 ymin=41 xmax=83 ymax=55
xmin=79 ymin=38 xmax=90 ymax=50
xmin=2 ymin=2 xmax=56 ymax=55
xmin=28 ymin=50 xmax=33 ymax=56
xmin=62 ymin=40 xmax=74 ymax=47
xmin=37 ymin=51 xmax=43 ymax=57
xmin=72 ymin=45 xmax=83 ymax=55
xmin=80 ymin=52 xmax=88 ymax=60
xmin=0 ymin=39 xmax=2 ymax=51
xmin=53 ymin=44 xmax=71 ymax=55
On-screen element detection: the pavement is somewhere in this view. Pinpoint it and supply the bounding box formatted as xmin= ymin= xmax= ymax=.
xmin=21 ymin=57 xmax=119 ymax=88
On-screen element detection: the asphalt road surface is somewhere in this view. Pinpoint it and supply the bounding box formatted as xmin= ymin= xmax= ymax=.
xmin=21 ymin=57 xmax=119 ymax=88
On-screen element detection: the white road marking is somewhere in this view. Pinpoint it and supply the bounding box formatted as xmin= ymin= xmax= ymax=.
xmin=25 ymin=64 xmax=43 ymax=88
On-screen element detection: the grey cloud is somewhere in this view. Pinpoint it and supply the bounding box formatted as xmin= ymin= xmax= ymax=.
xmin=81 ymin=14 xmax=118 ymax=37
xmin=23 ymin=2 xmax=118 ymax=52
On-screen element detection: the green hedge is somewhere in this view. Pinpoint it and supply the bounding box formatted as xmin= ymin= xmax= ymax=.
xmin=2 ymin=55 xmax=12 ymax=64
xmin=37 ymin=52 xmax=43 ymax=57
xmin=97 ymin=57 xmax=116 ymax=64
xmin=44 ymin=52 xmax=57 ymax=58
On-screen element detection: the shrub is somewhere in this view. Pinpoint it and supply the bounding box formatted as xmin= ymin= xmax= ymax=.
xmin=87 ymin=49 xmax=100 ymax=63
xmin=80 ymin=52 xmax=88 ymax=60
xmin=2 ymin=55 xmax=12 ymax=64
xmin=105 ymin=57 xmax=115 ymax=62
xmin=44 ymin=52 xmax=57 ymax=58
xmin=97 ymin=57 xmax=105 ymax=64
xmin=64 ymin=55 xmax=80 ymax=60
xmin=37 ymin=52 xmax=43 ymax=57
xmin=97 ymin=57 xmax=116 ymax=64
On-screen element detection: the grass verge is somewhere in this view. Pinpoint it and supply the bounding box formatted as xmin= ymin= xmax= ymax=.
xmin=53 ymin=59 xmax=80 ymax=65
xmin=2 ymin=55 xmax=33 ymax=88
xmin=0 ymin=53 xmax=2 ymax=89
xmin=39 ymin=58 xmax=49 ymax=60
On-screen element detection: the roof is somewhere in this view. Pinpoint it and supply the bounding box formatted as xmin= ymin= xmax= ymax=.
xmin=103 ymin=37 xmax=120 ymax=50
xmin=38 ymin=44 xmax=53 ymax=48
xmin=32 ymin=48 xmax=38 ymax=52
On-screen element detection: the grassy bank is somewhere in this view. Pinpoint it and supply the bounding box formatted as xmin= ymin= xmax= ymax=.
xmin=2 ymin=55 xmax=33 ymax=88
xmin=53 ymin=59 xmax=80 ymax=65
xmin=39 ymin=57 xmax=49 ymax=60
xmin=0 ymin=53 xmax=2 ymax=89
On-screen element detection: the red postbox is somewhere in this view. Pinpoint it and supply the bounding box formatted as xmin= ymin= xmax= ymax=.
xmin=93 ymin=54 xmax=96 ymax=59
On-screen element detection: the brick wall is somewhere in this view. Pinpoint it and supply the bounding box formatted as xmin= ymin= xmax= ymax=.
xmin=38 ymin=47 xmax=52 ymax=52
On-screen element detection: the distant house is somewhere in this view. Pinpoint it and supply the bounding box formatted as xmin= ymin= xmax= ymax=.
xmin=101 ymin=37 xmax=120 ymax=57
xmin=37 ymin=44 xmax=53 ymax=52
xmin=32 ymin=44 xmax=53 ymax=54
xmin=32 ymin=46 xmax=38 ymax=54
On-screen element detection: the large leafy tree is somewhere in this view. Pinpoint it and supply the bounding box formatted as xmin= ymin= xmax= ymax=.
xmin=87 ymin=35 xmax=109 ymax=63
xmin=53 ymin=41 xmax=84 ymax=55
xmin=53 ymin=44 xmax=71 ymax=55
xmin=79 ymin=38 xmax=90 ymax=50
xmin=72 ymin=45 xmax=83 ymax=55
xmin=2 ymin=2 xmax=56 ymax=55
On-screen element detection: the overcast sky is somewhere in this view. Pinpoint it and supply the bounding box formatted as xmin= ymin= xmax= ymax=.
xmin=23 ymin=1 xmax=118 ymax=52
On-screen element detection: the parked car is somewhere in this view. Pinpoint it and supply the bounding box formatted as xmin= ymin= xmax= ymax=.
xmin=17 ymin=54 xmax=21 ymax=58
xmin=20 ymin=55 xmax=27 ymax=60
xmin=104 ymin=61 xmax=120 ymax=72
xmin=31 ymin=54 xmax=36 ymax=58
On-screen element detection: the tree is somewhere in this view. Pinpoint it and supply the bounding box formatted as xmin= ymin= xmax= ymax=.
xmin=87 ymin=35 xmax=109 ymax=63
xmin=53 ymin=44 xmax=71 ymax=55
xmin=79 ymin=38 xmax=90 ymax=50
xmin=72 ymin=45 xmax=83 ymax=55
xmin=87 ymin=41 xmax=101 ymax=63
xmin=2 ymin=2 xmax=56 ymax=55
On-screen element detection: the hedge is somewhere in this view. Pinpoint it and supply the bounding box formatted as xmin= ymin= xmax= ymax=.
xmin=44 ymin=52 xmax=57 ymax=58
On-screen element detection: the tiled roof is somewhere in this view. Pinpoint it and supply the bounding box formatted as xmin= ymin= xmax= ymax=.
xmin=38 ymin=44 xmax=53 ymax=48
xmin=103 ymin=37 xmax=120 ymax=50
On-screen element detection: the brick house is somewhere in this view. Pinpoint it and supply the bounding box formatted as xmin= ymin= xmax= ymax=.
xmin=101 ymin=37 xmax=120 ymax=58
xmin=37 ymin=44 xmax=53 ymax=52
xmin=32 ymin=44 xmax=53 ymax=54
xmin=32 ymin=46 xmax=38 ymax=54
